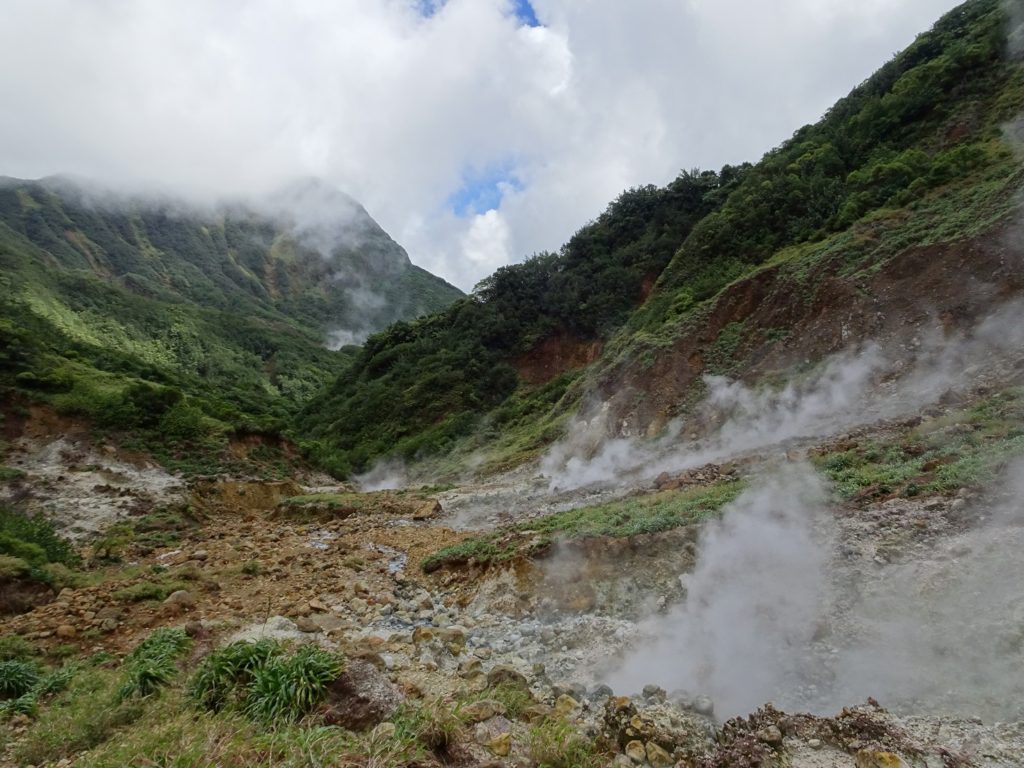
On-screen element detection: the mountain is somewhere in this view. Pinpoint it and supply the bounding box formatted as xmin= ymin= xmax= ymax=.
xmin=0 ymin=177 xmax=462 ymax=474
xmin=302 ymin=0 xmax=1024 ymax=477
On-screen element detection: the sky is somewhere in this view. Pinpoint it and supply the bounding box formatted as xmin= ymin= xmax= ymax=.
xmin=0 ymin=0 xmax=962 ymax=291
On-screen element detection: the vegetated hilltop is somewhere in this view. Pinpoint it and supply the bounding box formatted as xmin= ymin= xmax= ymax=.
xmin=0 ymin=177 xmax=461 ymax=474
xmin=302 ymin=0 xmax=1024 ymax=477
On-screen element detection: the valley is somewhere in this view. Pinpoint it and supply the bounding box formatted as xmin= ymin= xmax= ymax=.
xmin=3 ymin=1 xmax=1024 ymax=765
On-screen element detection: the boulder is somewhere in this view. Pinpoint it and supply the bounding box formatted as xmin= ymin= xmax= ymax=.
xmin=322 ymin=660 xmax=403 ymax=731
xmin=486 ymin=664 xmax=528 ymax=688
xmin=624 ymin=740 xmax=646 ymax=763
xmin=163 ymin=590 xmax=195 ymax=612
xmin=462 ymin=699 xmax=507 ymax=723
xmin=646 ymin=741 xmax=674 ymax=766
xmin=413 ymin=500 xmax=443 ymax=520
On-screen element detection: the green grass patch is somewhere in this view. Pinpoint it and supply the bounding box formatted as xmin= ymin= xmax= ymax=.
xmin=280 ymin=491 xmax=374 ymax=510
xmin=117 ymin=628 xmax=191 ymax=702
xmin=528 ymin=717 xmax=606 ymax=768
xmin=10 ymin=664 xmax=145 ymax=764
xmin=816 ymin=387 xmax=1024 ymax=499
xmin=422 ymin=479 xmax=744 ymax=572
xmin=0 ymin=465 xmax=25 ymax=482
xmin=113 ymin=578 xmax=190 ymax=603
xmin=190 ymin=640 xmax=342 ymax=724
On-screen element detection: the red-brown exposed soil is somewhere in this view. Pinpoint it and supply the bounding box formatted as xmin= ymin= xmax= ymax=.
xmin=596 ymin=221 xmax=1024 ymax=436
xmin=512 ymin=330 xmax=603 ymax=386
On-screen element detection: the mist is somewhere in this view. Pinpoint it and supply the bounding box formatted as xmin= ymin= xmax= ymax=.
xmin=603 ymin=463 xmax=835 ymax=716
xmin=542 ymin=299 xmax=1024 ymax=493
xmin=825 ymin=460 xmax=1024 ymax=719
xmin=0 ymin=1 xmax=962 ymax=289
xmin=355 ymin=458 xmax=409 ymax=492
xmin=602 ymin=459 xmax=1024 ymax=721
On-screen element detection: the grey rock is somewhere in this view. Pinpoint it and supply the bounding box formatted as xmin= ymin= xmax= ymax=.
xmin=322 ymin=659 xmax=403 ymax=731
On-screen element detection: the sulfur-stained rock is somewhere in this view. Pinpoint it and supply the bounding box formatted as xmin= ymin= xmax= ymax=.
xmin=625 ymin=740 xmax=647 ymax=764
xmin=757 ymin=725 xmax=783 ymax=746
xmin=554 ymin=694 xmax=580 ymax=718
xmin=855 ymin=750 xmax=907 ymax=768
xmin=486 ymin=664 xmax=528 ymax=688
xmin=413 ymin=500 xmax=442 ymax=520
xmin=462 ymin=699 xmax=507 ymax=723
xmin=645 ymin=740 xmax=673 ymax=766
xmin=523 ymin=703 xmax=553 ymax=723
xmin=163 ymin=589 xmax=195 ymax=612
xmin=487 ymin=732 xmax=512 ymax=756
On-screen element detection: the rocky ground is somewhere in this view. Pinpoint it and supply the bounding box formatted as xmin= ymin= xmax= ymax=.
xmin=3 ymin=383 xmax=1024 ymax=766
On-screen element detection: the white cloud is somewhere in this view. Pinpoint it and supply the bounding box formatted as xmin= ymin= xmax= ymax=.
xmin=0 ymin=0 xmax=959 ymax=289
xmin=461 ymin=209 xmax=513 ymax=273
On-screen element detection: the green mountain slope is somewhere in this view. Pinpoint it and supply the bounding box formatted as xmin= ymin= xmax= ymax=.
xmin=0 ymin=178 xmax=461 ymax=474
xmin=297 ymin=168 xmax=742 ymax=475
xmin=301 ymin=0 xmax=1024 ymax=477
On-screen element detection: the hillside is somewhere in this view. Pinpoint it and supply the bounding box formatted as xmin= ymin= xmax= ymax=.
xmin=0 ymin=177 xmax=461 ymax=474
xmin=303 ymin=0 xmax=1024 ymax=478
xmin=6 ymin=2 xmax=1024 ymax=766
xmin=298 ymin=169 xmax=744 ymax=475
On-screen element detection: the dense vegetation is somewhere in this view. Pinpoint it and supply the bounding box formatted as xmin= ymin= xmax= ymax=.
xmin=0 ymin=178 xmax=461 ymax=474
xmin=2 ymin=1 xmax=1021 ymax=482
xmin=300 ymin=0 xmax=1024 ymax=477
xmin=625 ymin=0 xmax=1023 ymax=340
xmin=299 ymin=168 xmax=742 ymax=474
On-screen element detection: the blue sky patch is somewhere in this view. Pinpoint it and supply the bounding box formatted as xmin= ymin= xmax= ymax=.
xmin=417 ymin=0 xmax=541 ymax=27
xmin=447 ymin=164 xmax=523 ymax=216
xmin=416 ymin=0 xmax=441 ymax=18
xmin=512 ymin=0 xmax=540 ymax=27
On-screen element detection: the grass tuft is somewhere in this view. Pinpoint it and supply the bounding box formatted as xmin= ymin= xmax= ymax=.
xmin=116 ymin=627 xmax=191 ymax=702
xmin=189 ymin=638 xmax=283 ymax=713
xmin=243 ymin=644 xmax=342 ymax=724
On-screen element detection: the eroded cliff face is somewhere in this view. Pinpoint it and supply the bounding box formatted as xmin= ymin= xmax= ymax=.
xmin=591 ymin=212 xmax=1024 ymax=441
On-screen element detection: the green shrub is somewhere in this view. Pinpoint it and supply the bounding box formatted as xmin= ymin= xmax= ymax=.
xmin=0 ymin=505 xmax=76 ymax=568
xmin=0 ymin=661 xmax=79 ymax=720
xmin=0 ymin=659 xmax=41 ymax=698
xmin=34 ymin=664 xmax=78 ymax=697
xmin=189 ymin=639 xmax=283 ymax=713
xmin=0 ymin=553 xmax=31 ymax=579
xmin=243 ymin=645 xmax=341 ymax=724
xmin=0 ymin=692 xmax=38 ymax=717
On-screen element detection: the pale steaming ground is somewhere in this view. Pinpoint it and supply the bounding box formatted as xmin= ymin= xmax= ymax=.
xmin=355 ymin=458 xmax=409 ymax=492
xmin=827 ymin=463 xmax=1024 ymax=720
xmin=440 ymin=301 xmax=1024 ymax=529
xmin=600 ymin=461 xmax=1024 ymax=722
xmin=541 ymin=300 xmax=1024 ymax=493
xmin=602 ymin=464 xmax=836 ymax=717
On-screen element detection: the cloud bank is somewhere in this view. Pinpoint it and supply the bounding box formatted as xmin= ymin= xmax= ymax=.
xmin=0 ymin=0 xmax=959 ymax=288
